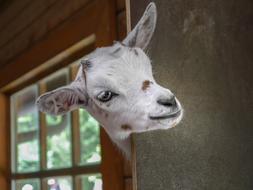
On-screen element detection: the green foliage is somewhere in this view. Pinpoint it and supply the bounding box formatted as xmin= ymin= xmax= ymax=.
xmin=79 ymin=109 xmax=101 ymax=164
xmin=16 ymin=179 xmax=40 ymax=190
xmin=17 ymin=114 xmax=39 ymax=173
xmin=16 ymin=109 xmax=101 ymax=172
xmin=17 ymin=113 xmax=38 ymax=133
xmin=81 ymin=174 xmax=102 ymax=190
xmin=46 ymin=115 xmax=72 ymax=169
xmin=46 ymin=115 xmax=63 ymax=126
xmin=17 ymin=141 xmax=39 ymax=172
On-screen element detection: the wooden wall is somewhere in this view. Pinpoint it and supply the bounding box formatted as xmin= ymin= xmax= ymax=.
xmin=0 ymin=94 xmax=8 ymax=190
xmin=0 ymin=0 xmax=126 ymax=66
xmin=0 ymin=0 xmax=131 ymax=189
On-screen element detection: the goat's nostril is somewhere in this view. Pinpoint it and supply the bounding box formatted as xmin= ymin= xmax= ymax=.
xmin=157 ymin=96 xmax=176 ymax=107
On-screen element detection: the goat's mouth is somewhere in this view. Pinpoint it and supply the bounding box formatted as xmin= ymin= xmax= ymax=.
xmin=149 ymin=109 xmax=181 ymax=120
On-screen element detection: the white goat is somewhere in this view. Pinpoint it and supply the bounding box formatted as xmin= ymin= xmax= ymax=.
xmin=36 ymin=2 xmax=183 ymax=158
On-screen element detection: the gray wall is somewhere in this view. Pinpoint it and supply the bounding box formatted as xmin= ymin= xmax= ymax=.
xmin=130 ymin=0 xmax=253 ymax=189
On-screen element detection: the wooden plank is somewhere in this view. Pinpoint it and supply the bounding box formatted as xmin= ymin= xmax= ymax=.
xmin=39 ymin=83 xmax=47 ymax=170
xmin=100 ymin=129 xmax=125 ymax=190
xmin=70 ymin=65 xmax=81 ymax=166
xmin=131 ymin=135 xmax=137 ymax=190
xmin=94 ymin=0 xmax=116 ymax=47
xmin=12 ymin=164 xmax=100 ymax=180
xmin=125 ymin=0 xmax=131 ymax=33
xmin=0 ymin=93 xmax=8 ymax=190
xmin=0 ymin=0 xmax=59 ymax=48
xmin=124 ymin=178 xmax=133 ymax=190
xmin=0 ymin=0 xmax=110 ymax=89
xmin=0 ymin=0 xmax=91 ymax=66
xmin=116 ymin=0 xmax=125 ymax=13
xmin=0 ymin=34 xmax=96 ymax=94
xmin=123 ymin=158 xmax=132 ymax=178
xmin=0 ymin=0 xmax=31 ymax=30
xmin=117 ymin=10 xmax=127 ymax=41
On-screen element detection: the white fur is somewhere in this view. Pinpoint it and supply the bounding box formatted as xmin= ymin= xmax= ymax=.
xmin=36 ymin=2 xmax=183 ymax=158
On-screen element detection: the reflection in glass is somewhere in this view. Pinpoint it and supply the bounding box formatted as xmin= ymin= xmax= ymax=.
xmin=46 ymin=176 xmax=72 ymax=190
xmin=79 ymin=109 xmax=101 ymax=165
xmin=43 ymin=70 xmax=72 ymax=169
xmin=11 ymin=85 xmax=40 ymax=173
xmin=77 ymin=174 xmax=102 ymax=190
xmin=15 ymin=178 xmax=40 ymax=190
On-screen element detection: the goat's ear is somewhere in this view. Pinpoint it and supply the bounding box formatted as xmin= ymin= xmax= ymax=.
xmin=36 ymin=84 xmax=87 ymax=115
xmin=123 ymin=2 xmax=157 ymax=50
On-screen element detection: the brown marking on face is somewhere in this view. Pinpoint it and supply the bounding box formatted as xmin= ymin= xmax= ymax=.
xmin=142 ymin=80 xmax=152 ymax=91
xmin=121 ymin=124 xmax=132 ymax=130
xmin=105 ymin=113 xmax=108 ymax=118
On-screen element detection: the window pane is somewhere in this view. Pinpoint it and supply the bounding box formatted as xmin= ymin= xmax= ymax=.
xmin=79 ymin=109 xmax=101 ymax=165
xmin=46 ymin=176 xmax=72 ymax=190
xmin=11 ymin=85 xmax=40 ymax=173
xmin=43 ymin=70 xmax=72 ymax=169
xmin=76 ymin=174 xmax=102 ymax=190
xmin=15 ymin=178 xmax=40 ymax=190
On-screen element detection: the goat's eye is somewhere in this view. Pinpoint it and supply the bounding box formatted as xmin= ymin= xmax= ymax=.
xmin=97 ymin=91 xmax=118 ymax=102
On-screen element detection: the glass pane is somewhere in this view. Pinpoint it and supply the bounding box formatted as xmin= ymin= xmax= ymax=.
xmin=77 ymin=174 xmax=102 ymax=190
xmin=79 ymin=109 xmax=101 ymax=165
xmin=15 ymin=178 xmax=40 ymax=190
xmin=11 ymin=85 xmax=40 ymax=173
xmin=43 ymin=70 xmax=72 ymax=169
xmin=46 ymin=176 xmax=72 ymax=190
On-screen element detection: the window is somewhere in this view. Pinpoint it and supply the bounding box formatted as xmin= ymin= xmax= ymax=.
xmin=11 ymin=63 xmax=102 ymax=190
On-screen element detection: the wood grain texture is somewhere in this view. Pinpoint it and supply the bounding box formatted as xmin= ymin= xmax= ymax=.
xmin=0 ymin=0 xmax=31 ymax=30
xmin=0 ymin=0 xmax=91 ymax=65
xmin=0 ymin=94 xmax=9 ymax=190
xmin=117 ymin=10 xmax=127 ymax=41
xmin=116 ymin=0 xmax=125 ymax=12
xmin=100 ymin=129 xmax=125 ymax=190
xmin=0 ymin=0 xmax=131 ymax=189
xmin=0 ymin=0 xmax=111 ymax=89
xmin=125 ymin=178 xmax=133 ymax=190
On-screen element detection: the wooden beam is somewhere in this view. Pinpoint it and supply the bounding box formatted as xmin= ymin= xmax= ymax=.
xmin=1 ymin=1 xmax=127 ymax=190
xmin=0 ymin=34 xmax=96 ymax=94
xmin=70 ymin=65 xmax=81 ymax=166
xmin=0 ymin=93 xmax=9 ymax=190
xmin=0 ymin=0 xmax=91 ymax=65
xmin=131 ymin=135 xmax=137 ymax=190
xmin=39 ymin=83 xmax=47 ymax=171
xmin=12 ymin=164 xmax=100 ymax=180
xmin=0 ymin=0 xmax=111 ymax=91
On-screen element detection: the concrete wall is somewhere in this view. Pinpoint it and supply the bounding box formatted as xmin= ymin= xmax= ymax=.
xmin=130 ymin=0 xmax=253 ymax=189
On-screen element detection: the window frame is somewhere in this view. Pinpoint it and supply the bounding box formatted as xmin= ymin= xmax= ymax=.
xmin=11 ymin=66 xmax=102 ymax=189
xmin=0 ymin=0 xmax=126 ymax=189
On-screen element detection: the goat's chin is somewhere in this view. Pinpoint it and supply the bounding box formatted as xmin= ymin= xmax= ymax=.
xmin=165 ymin=109 xmax=184 ymax=129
